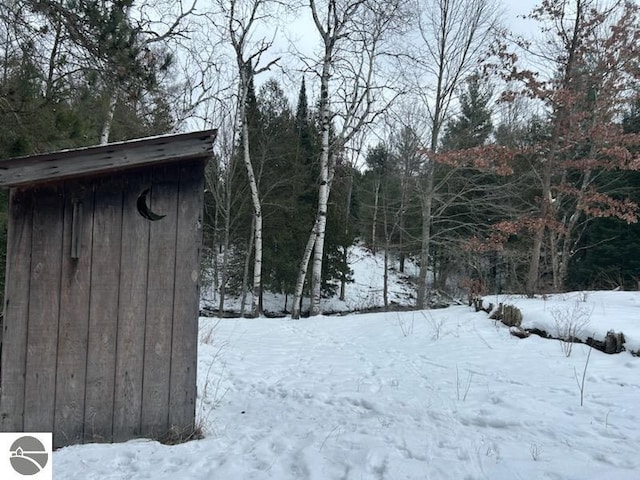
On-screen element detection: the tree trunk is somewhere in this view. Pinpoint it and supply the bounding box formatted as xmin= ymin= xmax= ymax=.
xmin=241 ymin=106 xmax=263 ymax=317
xmin=549 ymin=229 xmax=560 ymax=292
xmin=310 ymin=197 xmax=328 ymax=316
xmin=371 ymin=179 xmax=380 ymax=252
xmin=339 ymin=245 xmax=347 ymax=301
xmin=309 ymin=52 xmax=333 ymax=317
xmin=383 ymin=246 xmax=389 ymax=309
xmin=212 ymin=189 xmax=220 ymax=298
xmin=45 ymin=17 xmax=63 ymax=101
xmin=291 ymin=228 xmax=318 ymax=319
xmin=527 ymin=221 xmax=545 ymax=297
xmin=558 ymin=169 xmax=593 ymax=291
xmin=234 ymin=64 xmax=263 ymax=317
xmin=526 ymin=158 xmax=553 ymax=296
xmin=99 ymin=90 xmax=118 ymax=145
xmin=398 ymin=154 xmax=411 ymax=273
xmin=339 ymin=174 xmax=353 ymax=301
xmin=218 ymin=186 xmax=232 ymax=317
xmin=398 ymin=204 xmax=407 ymax=273
xmin=417 ymin=161 xmax=434 ymax=308
xmin=240 ymin=217 xmax=255 ymax=318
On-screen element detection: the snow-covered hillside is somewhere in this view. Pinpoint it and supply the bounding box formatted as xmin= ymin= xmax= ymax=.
xmin=200 ymin=245 xmax=422 ymax=316
xmin=55 ymin=292 xmax=640 ymax=479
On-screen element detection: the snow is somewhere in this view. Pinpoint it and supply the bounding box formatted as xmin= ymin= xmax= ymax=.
xmin=200 ymin=245 xmax=420 ymax=315
xmin=54 ymin=291 xmax=640 ymax=479
xmin=484 ymin=290 xmax=640 ymax=352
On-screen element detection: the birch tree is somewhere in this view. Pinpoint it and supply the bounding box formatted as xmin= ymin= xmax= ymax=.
xmin=291 ymin=0 xmax=407 ymax=318
xmin=411 ymin=0 xmax=500 ymax=308
xmin=207 ymin=0 xmax=280 ymax=317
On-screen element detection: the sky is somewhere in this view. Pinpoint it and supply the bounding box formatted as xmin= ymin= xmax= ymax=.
xmin=187 ymin=0 xmax=546 ymax=135
xmin=271 ymin=0 xmax=542 ymax=66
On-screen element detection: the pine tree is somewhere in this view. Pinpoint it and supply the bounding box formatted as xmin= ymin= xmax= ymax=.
xmin=441 ymin=73 xmax=493 ymax=151
xmin=394 ymin=127 xmax=423 ymax=271
xmin=567 ymin=94 xmax=640 ymax=289
xmin=0 ymin=0 xmax=178 ymax=306
xmin=432 ymin=72 xmax=498 ymax=291
xmin=32 ymin=0 xmax=172 ymax=143
xmin=256 ymin=79 xmax=304 ymax=308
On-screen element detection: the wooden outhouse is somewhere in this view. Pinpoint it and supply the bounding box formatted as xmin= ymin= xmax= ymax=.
xmin=0 ymin=130 xmax=216 ymax=448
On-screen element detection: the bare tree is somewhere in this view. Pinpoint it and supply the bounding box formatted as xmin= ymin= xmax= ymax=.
xmin=508 ymin=0 xmax=640 ymax=295
xmin=291 ymin=0 xmax=407 ymax=318
xmin=409 ymin=0 xmax=500 ymax=308
xmin=205 ymin=0 xmax=281 ymax=317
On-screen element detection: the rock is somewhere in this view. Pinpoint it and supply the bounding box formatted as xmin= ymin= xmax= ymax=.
xmin=510 ymin=327 xmax=530 ymax=339
xmin=527 ymin=328 xmax=551 ymax=338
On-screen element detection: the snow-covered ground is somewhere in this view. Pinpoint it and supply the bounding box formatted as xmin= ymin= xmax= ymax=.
xmin=200 ymin=245 xmax=420 ymax=315
xmin=484 ymin=290 xmax=640 ymax=353
xmin=54 ymin=292 xmax=640 ymax=479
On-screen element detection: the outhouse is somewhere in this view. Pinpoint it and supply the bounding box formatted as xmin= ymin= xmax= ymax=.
xmin=0 ymin=130 xmax=216 ymax=448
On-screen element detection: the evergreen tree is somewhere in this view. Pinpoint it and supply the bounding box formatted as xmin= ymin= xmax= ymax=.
xmin=441 ymin=73 xmax=493 ymax=151
xmin=256 ymin=79 xmax=304 ymax=306
xmin=432 ymin=72 xmax=497 ymax=291
xmin=360 ymin=142 xmax=394 ymax=249
xmin=390 ymin=125 xmax=424 ymax=271
xmin=222 ymin=76 xmax=352 ymax=312
xmin=323 ymin=159 xmax=357 ymax=299
xmin=567 ymin=94 xmax=640 ymax=289
xmin=0 ymin=1 xmax=177 ymax=309
xmin=497 ymin=0 xmax=640 ymax=295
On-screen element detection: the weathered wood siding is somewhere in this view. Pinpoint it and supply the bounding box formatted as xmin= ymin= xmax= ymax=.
xmin=169 ymin=163 xmax=204 ymax=436
xmin=112 ymin=172 xmax=150 ymax=442
xmin=55 ymin=180 xmax=94 ymax=446
xmin=0 ymin=189 xmax=34 ymax=432
xmin=0 ymin=159 xmax=205 ymax=448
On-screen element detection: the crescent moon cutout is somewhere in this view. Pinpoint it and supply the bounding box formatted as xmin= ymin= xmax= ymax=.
xmin=137 ymin=188 xmax=166 ymax=221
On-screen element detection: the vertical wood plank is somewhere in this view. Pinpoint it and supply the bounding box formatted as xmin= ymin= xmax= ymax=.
xmin=112 ymin=172 xmax=150 ymax=442
xmin=23 ymin=184 xmax=64 ymax=432
xmin=169 ymin=160 xmax=205 ymax=435
xmin=84 ymin=177 xmax=122 ymax=443
xmin=54 ymin=180 xmax=94 ymax=448
xmin=0 ymin=188 xmax=34 ymax=432
xmin=141 ymin=166 xmax=179 ymax=438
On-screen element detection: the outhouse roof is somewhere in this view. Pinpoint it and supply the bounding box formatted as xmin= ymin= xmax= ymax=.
xmin=0 ymin=129 xmax=217 ymax=187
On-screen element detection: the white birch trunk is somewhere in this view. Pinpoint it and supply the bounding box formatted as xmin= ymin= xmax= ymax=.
xmin=99 ymin=91 xmax=118 ymax=145
xmin=291 ymin=228 xmax=318 ymax=319
xmin=240 ymin=217 xmax=255 ymax=317
xmin=310 ymin=188 xmax=329 ymax=316
xmin=237 ymin=72 xmax=263 ymax=318
xmin=226 ymin=0 xmax=276 ymax=318
xmin=309 ymin=42 xmax=333 ymax=317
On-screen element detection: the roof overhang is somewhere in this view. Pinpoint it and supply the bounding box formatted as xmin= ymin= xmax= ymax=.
xmin=0 ymin=129 xmax=217 ymax=187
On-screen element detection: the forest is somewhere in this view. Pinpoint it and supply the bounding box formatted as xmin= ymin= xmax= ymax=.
xmin=1 ymin=0 xmax=639 ymax=317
